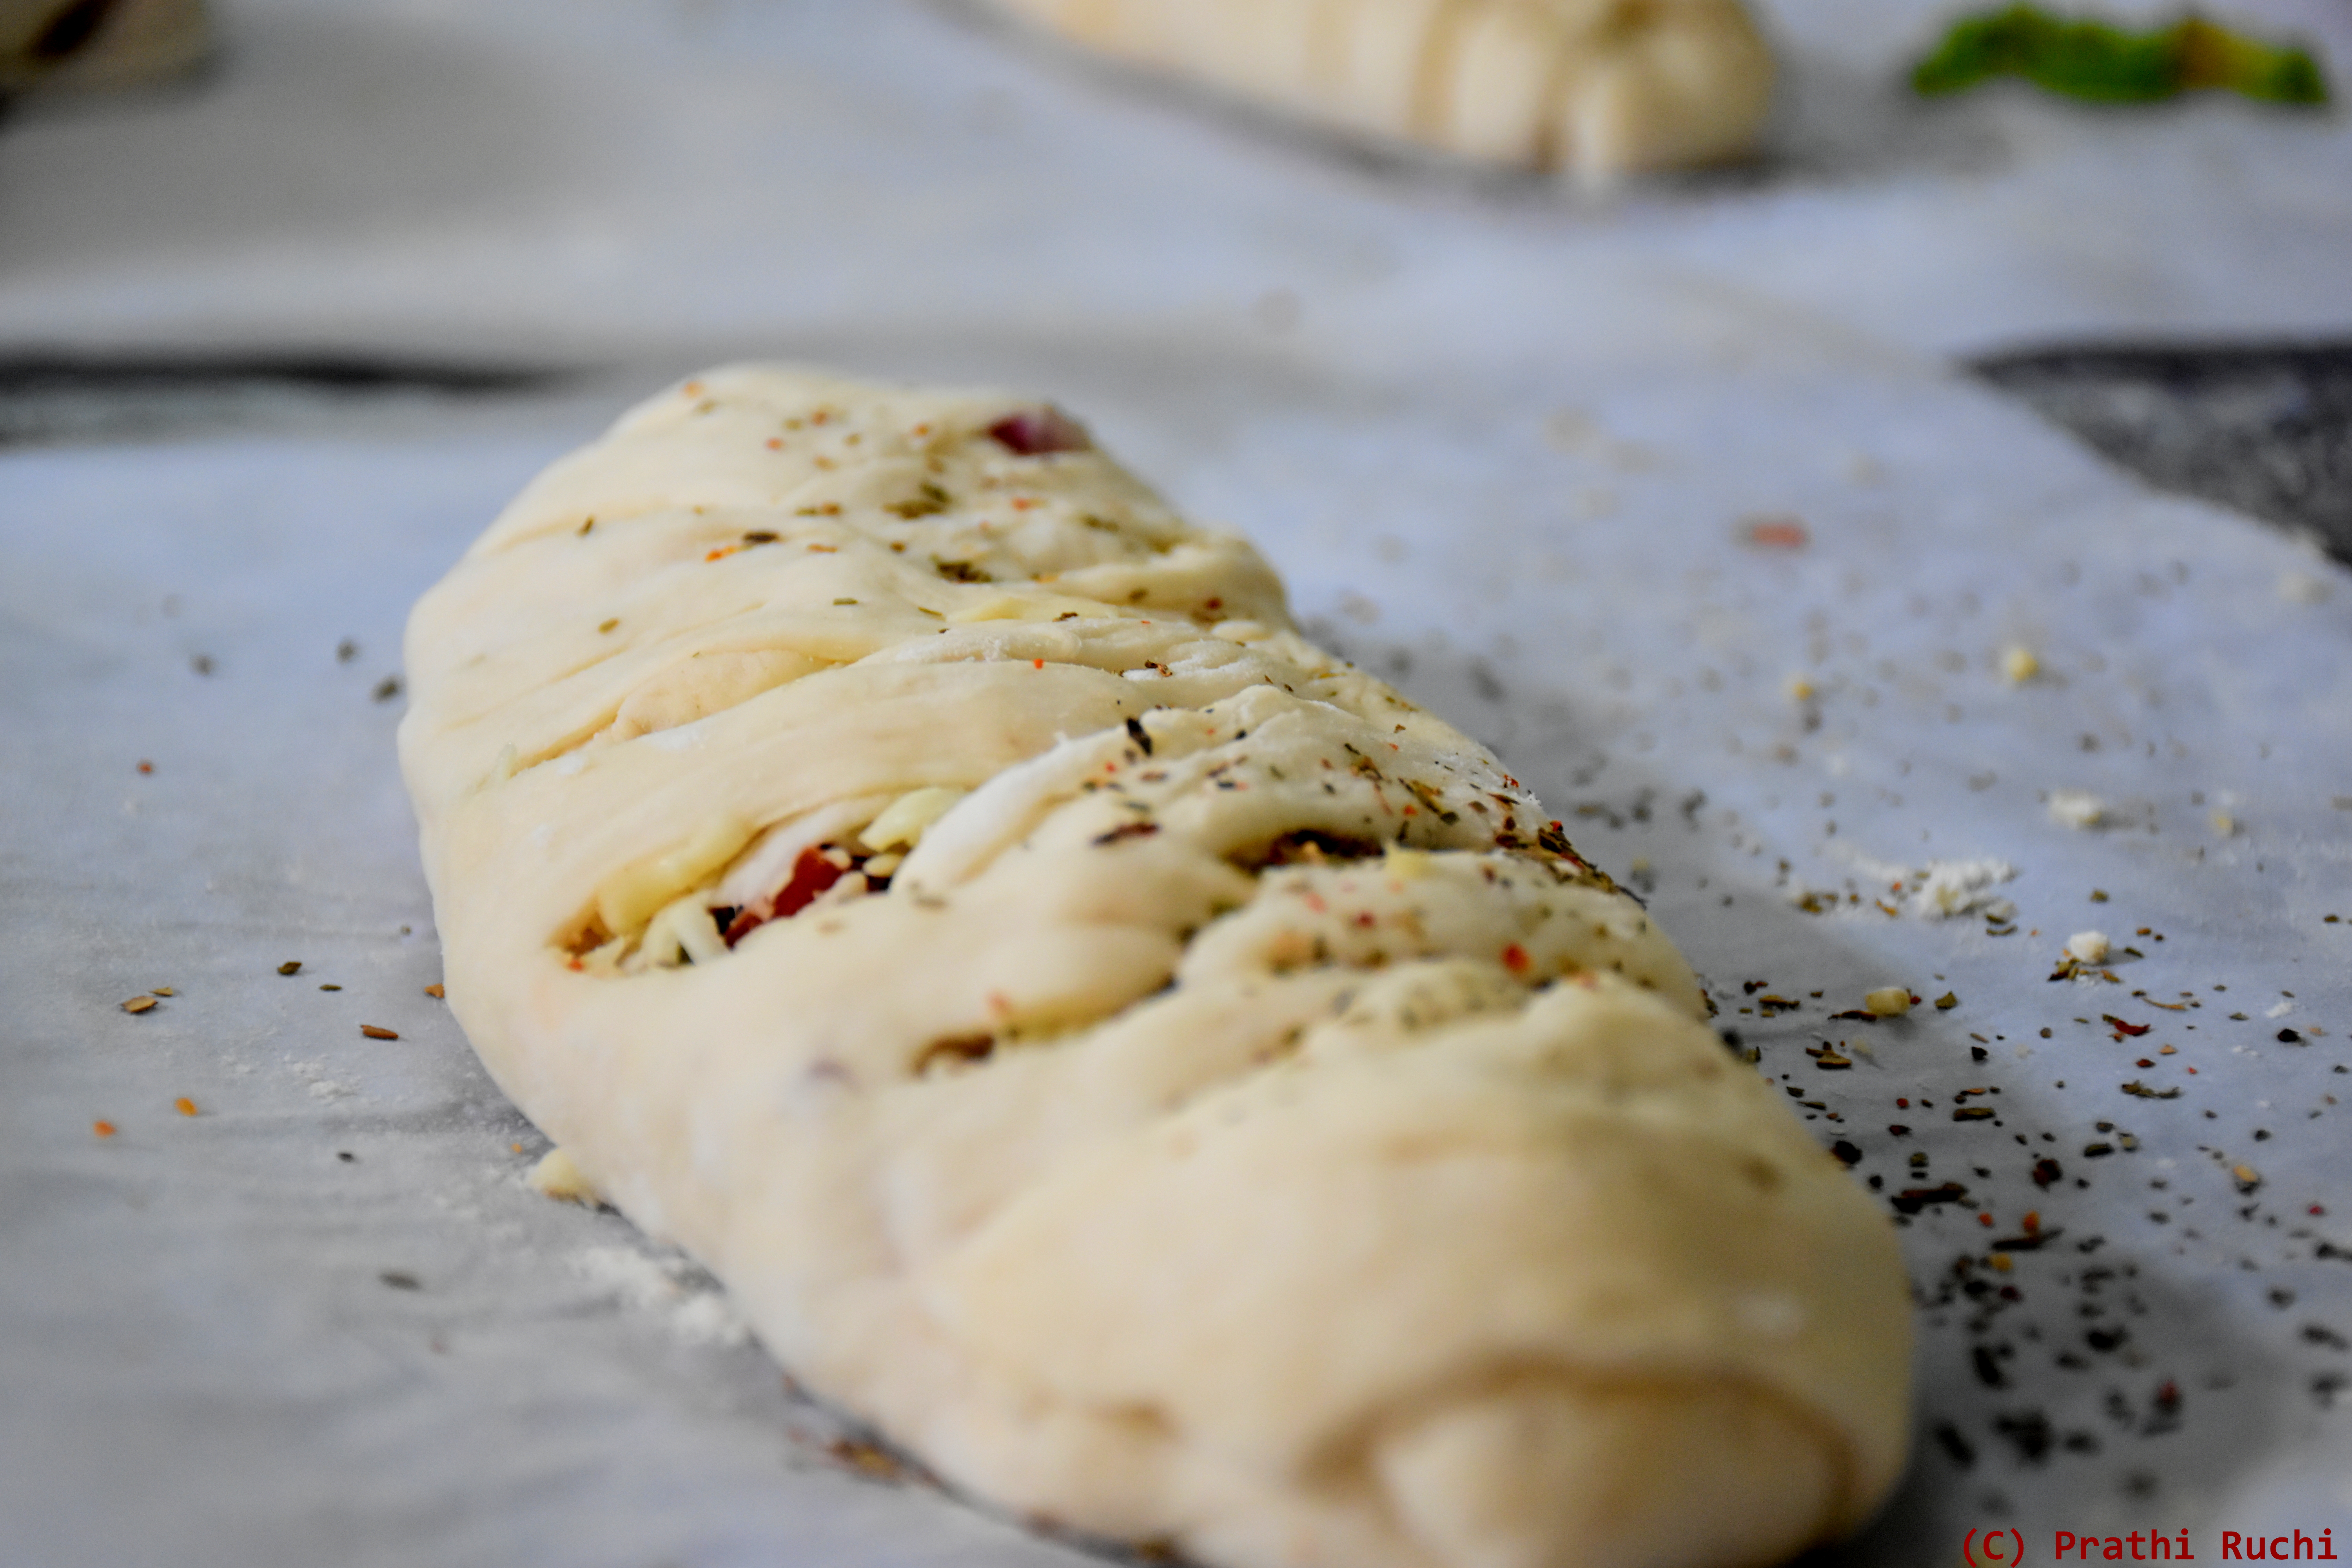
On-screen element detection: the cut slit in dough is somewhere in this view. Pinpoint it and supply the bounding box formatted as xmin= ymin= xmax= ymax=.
xmin=982 ymin=0 xmax=1777 ymax=186
xmin=399 ymin=365 xmax=1910 ymax=1568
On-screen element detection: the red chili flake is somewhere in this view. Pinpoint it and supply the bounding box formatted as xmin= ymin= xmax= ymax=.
xmin=1742 ymin=515 xmax=1810 ymax=550
xmin=1033 ymin=659 xmax=1044 ymax=670
xmin=137 ymin=760 xmax=154 ymax=775
xmin=1977 ymin=1212 xmax=1994 ymax=1228
xmin=2104 ymin=1014 xmax=2151 ymax=1037
xmin=565 ymin=956 xmax=584 ymax=971
xmin=987 ymin=407 xmax=1090 ymax=456
xmin=1501 ymin=944 xmax=1530 ymax=975
xmin=174 ymin=1097 xmax=198 ymax=1117
xmin=765 ymin=437 xmax=783 ymax=450
xmin=705 ymin=545 xmax=740 ymax=563
xmin=360 ymin=1025 xmax=399 ymax=1041
xmin=93 ymin=1120 xmax=116 ymax=1138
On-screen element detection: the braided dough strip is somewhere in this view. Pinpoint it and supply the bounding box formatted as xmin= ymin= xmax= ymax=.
xmin=983 ymin=0 xmax=1776 ymax=185
xmin=400 ymin=367 xmax=1909 ymax=1568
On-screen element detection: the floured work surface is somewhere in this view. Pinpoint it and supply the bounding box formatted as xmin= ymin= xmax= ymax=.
xmin=7 ymin=328 xmax=2348 ymax=1566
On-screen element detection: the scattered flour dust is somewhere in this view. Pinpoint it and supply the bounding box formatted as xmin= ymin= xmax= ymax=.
xmin=572 ymin=1245 xmax=751 ymax=1348
xmin=284 ymin=1056 xmax=357 ymax=1102
xmin=2046 ymin=790 xmax=2107 ymax=830
xmin=1905 ymin=859 xmax=2017 ymax=921
xmin=1794 ymin=852 xmax=2017 ymax=923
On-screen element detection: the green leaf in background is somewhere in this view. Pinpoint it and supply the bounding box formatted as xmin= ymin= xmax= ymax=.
xmin=1911 ymin=6 xmax=2330 ymax=105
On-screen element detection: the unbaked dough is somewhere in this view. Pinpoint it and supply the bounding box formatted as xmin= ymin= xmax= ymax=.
xmin=982 ymin=0 xmax=1776 ymax=186
xmin=400 ymin=366 xmax=1910 ymax=1568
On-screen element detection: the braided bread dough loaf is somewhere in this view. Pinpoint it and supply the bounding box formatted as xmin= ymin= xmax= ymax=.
xmin=982 ymin=0 xmax=1776 ymax=186
xmin=400 ymin=367 xmax=1910 ymax=1568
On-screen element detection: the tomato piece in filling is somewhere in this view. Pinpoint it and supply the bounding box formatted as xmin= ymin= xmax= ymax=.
xmin=724 ymin=846 xmax=847 ymax=946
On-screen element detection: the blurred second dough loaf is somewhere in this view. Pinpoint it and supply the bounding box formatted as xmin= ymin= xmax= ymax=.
xmin=987 ymin=0 xmax=1775 ymax=185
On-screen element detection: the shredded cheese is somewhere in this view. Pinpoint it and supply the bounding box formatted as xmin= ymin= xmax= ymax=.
xmin=863 ymin=788 xmax=967 ymax=853
xmin=595 ymin=814 xmax=757 ymax=936
xmin=640 ymin=892 xmax=728 ymax=969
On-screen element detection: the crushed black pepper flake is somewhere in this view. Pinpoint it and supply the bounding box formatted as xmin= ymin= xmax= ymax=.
xmin=1991 ymin=1230 xmax=2059 ymax=1252
xmin=1991 ymin=1410 xmax=2053 ymax=1464
xmin=1932 ymin=1421 xmax=1977 ymax=1468
xmin=1893 ymin=1183 xmax=1969 ymax=1214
